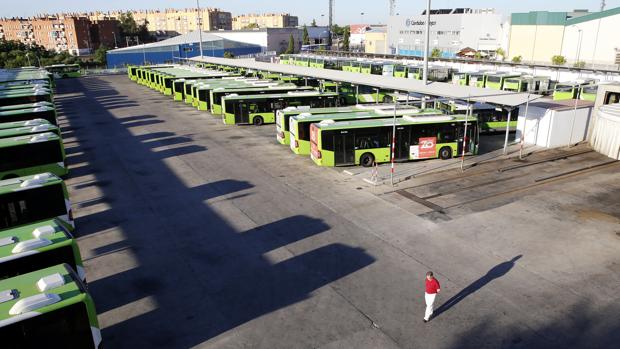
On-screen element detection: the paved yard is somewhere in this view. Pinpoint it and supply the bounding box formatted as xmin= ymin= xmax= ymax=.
xmin=55 ymin=75 xmax=619 ymax=349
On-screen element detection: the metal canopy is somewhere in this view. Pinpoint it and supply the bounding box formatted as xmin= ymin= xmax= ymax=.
xmin=190 ymin=57 xmax=541 ymax=107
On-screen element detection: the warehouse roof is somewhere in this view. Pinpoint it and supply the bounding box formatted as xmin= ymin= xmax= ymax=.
xmin=190 ymin=57 xmax=541 ymax=107
xmin=108 ymin=31 xmax=225 ymax=53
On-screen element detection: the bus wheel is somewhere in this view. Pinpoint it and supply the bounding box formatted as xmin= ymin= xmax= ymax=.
xmin=382 ymin=95 xmax=393 ymax=103
xmin=439 ymin=147 xmax=453 ymax=160
xmin=253 ymin=116 xmax=264 ymax=126
xmin=338 ymin=97 xmax=347 ymax=106
xmin=360 ymin=153 xmax=375 ymax=167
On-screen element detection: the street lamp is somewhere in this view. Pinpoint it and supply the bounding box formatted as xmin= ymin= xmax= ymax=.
xmin=572 ymin=25 xmax=583 ymax=65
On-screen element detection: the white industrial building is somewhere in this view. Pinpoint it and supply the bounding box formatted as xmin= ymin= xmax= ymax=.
xmin=387 ymin=8 xmax=508 ymax=58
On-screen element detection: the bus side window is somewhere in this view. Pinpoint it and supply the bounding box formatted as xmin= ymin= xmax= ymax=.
xmin=438 ymin=126 xmax=456 ymax=143
xmin=604 ymin=92 xmax=620 ymax=105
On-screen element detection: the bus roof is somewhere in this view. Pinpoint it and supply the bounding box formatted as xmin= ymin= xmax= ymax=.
xmin=0 ymin=172 xmax=63 ymax=195
xmin=314 ymin=114 xmax=477 ymax=131
xmin=0 ymin=105 xmax=54 ymax=117
xmin=222 ymin=91 xmax=338 ymax=101
xmin=556 ymin=79 xmax=597 ymax=87
xmin=292 ymin=108 xmax=442 ymax=123
xmin=0 ymin=90 xmax=51 ymax=98
xmin=0 ymin=131 xmax=60 ymax=149
xmin=0 ymin=102 xmax=54 ymax=112
xmin=485 ymin=72 xmax=522 ymax=78
xmin=0 ymin=119 xmax=51 ymax=130
xmin=0 ymin=264 xmax=84 ymax=323
xmin=0 ymin=218 xmax=72 ymax=262
xmin=212 ymin=85 xmax=312 ymax=93
xmin=0 ymin=124 xmax=58 ymax=138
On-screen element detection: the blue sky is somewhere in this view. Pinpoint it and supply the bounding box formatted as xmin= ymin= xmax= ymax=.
xmin=1 ymin=1 xmax=619 ymax=25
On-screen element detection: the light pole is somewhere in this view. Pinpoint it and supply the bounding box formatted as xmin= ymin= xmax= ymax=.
xmin=573 ymin=26 xmax=583 ymax=65
xmin=25 ymin=53 xmax=31 ymax=66
xmin=196 ymin=0 xmax=204 ymax=58
xmin=423 ymin=0 xmax=431 ymax=84
xmin=112 ymin=32 xmax=118 ymax=48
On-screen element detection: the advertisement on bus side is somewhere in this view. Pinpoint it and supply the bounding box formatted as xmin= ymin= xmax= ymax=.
xmin=410 ymin=137 xmax=437 ymax=159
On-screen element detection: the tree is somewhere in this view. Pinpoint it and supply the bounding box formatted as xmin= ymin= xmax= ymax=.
xmin=284 ymin=34 xmax=295 ymax=54
xmin=431 ymin=48 xmax=442 ymax=58
xmin=302 ymin=25 xmax=310 ymax=45
xmin=495 ymin=48 xmax=506 ymax=61
xmin=243 ymin=23 xmax=259 ymax=29
xmin=311 ymin=19 xmax=317 ymax=27
xmin=223 ymin=51 xmax=235 ymax=59
xmin=474 ymin=51 xmax=482 ymax=59
xmin=511 ymin=55 xmax=522 ymax=63
xmin=551 ymin=55 xmax=566 ymax=65
xmin=342 ymin=26 xmax=350 ymax=51
xmin=118 ymin=12 xmax=139 ymax=37
xmin=94 ymin=45 xmax=108 ymax=66
xmin=573 ymin=60 xmax=586 ymax=68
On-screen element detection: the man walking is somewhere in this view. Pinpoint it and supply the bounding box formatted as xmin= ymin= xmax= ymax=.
xmin=424 ymin=271 xmax=440 ymax=322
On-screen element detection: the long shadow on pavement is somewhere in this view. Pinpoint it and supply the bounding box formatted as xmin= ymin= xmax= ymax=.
xmin=55 ymin=76 xmax=375 ymax=348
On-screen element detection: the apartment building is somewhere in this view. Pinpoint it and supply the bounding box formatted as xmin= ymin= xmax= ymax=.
xmin=0 ymin=15 xmax=119 ymax=55
xmin=232 ymin=13 xmax=299 ymax=30
xmin=90 ymin=8 xmax=232 ymax=35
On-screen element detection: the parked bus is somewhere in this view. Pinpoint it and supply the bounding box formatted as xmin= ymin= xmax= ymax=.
xmin=0 ymin=90 xmax=53 ymax=107
xmin=0 ymin=119 xmax=51 ymax=132
xmin=194 ymin=78 xmax=274 ymax=111
xmin=277 ymin=105 xmax=377 ymax=145
xmin=45 ymin=64 xmax=81 ymax=79
xmin=502 ymin=75 xmax=550 ymax=93
xmin=435 ymin=99 xmax=516 ymax=132
xmin=0 ymin=132 xmax=67 ymax=179
xmin=0 ymin=173 xmax=73 ymax=231
xmin=310 ymin=114 xmax=478 ymax=167
xmin=222 ymin=91 xmax=339 ymax=125
xmin=0 ymin=104 xmax=57 ymax=125
xmin=342 ymin=61 xmax=362 ymax=73
xmin=578 ymin=84 xmax=598 ymax=101
xmin=467 ymin=72 xmax=487 ymax=88
xmin=0 ymin=122 xmax=59 ymax=139
xmin=552 ymin=79 xmax=596 ymax=100
xmin=0 ymin=264 xmax=101 ymax=348
xmin=290 ymin=107 xmax=441 ymax=156
xmin=210 ymin=85 xmax=314 ymax=114
xmin=452 ymin=72 xmax=470 ymax=85
xmin=484 ymin=73 xmax=522 ymax=90
xmin=393 ymin=64 xmax=408 ymax=78
xmin=0 ymin=83 xmax=51 ymax=94
xmin=0 ymin=218 xmax=85 ymax=281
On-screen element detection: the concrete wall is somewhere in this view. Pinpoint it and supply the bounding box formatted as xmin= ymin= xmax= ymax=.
xmin=561 ymin=14 xmax=620 ymax=66
xmin=508 ymin=25 xmax=565 ymax=64
xmin=215 ymin=28 xmax=302 ymax=53
xmin=365 ymin=32 xmax=388 ymax=54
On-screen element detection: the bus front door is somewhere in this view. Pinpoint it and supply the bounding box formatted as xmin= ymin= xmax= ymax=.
xmin=235 ymin=102 xmax=250 ymax=124
xmin=395 ymin=127 xmax=411 ymax=161
xmin=334 ymin=132 xmax=355 ymax=166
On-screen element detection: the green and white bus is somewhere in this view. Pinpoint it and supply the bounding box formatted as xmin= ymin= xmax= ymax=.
xmin=45 ymin=64 xmax=81 ymax=79
xmin=0 ymin=132 xmax=67 ymax=179
xmin=0 ymin=173 xmax=73 ymax=231
xmin=0 ymin=119 xmax=51 ymax=132
xmin=467 ymin=72 xmax=488 ymax=88
xmin=342 ymin=61 xmax=362 ymax=73
xmin=435 ymin=100 xmax=516 ymax=132
xmin=0 ymin=122 xmax=59 ymax=139
xmin=0 ymin=90 xmax=53 ymax=107
xmin=193 ymin=78 xmax=274 ymax=111
xmin=0 ymin=101 xmax=53 ymax=112
xmin=452 ymin=72 xmax=470 ymax=86
xmin=552 ymin=79 xmax=596 ymax=100
xmin=290 ymin=107 xmax=441 ymax=157
xmin=393 ymin=64 xmax=408 ymax=78
xmin=222 ymin=91 xmax=339 ymax=125
xmin=210 ymin=85 xmax=315 ymax=115
xmin=484 ymin=73 xmax=522 ymax=90
xmin=276 ymin=105 xmax=377 ymax=145
xmin=310 ymin=114 xmax=478 ymax=167
xmin=578 ymin=84 xmax=598 ymax=101
xmin=502 ymin=75 xmax=550 ymax=93
xmin=0 ymin=264 xmax=101 ymax=348
xmin=0 ymin=218 xmax=85 ymax=281
xmin=0 ymin=104 xmax=57 ymax=126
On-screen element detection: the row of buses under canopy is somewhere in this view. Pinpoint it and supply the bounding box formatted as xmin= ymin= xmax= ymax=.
xmin=130 ymin=64 xmax=481 ymax=167
xmin=281 ymin=54 xmax=609 ymax=102
xmin=0 ymin=68 xmax=102 ymax=348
